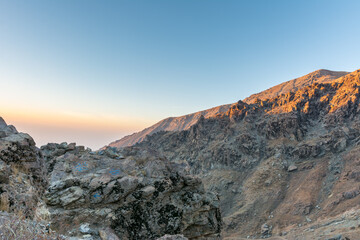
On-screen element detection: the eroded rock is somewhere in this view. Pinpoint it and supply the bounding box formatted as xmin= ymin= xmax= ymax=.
xmin=42 ymin=143 xmax=221 ymax=239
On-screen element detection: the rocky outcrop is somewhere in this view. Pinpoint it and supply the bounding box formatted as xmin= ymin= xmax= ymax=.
xmin=42 ymin=145 xmax=221 ymax=239
xmin=0 ymin=117 xmax=221 ymax=239
xmin=0 ymin=117 xmax=47 ymax=217
xmin=243 ymin=69 xmax=349 ymax=104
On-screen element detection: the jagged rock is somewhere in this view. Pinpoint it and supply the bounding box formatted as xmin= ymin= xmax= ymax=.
xmin=0 ymin=120 xmax=47 ymax=217
xmin=42 ymin=143 xmax=221 ymax=239
xmin=99 ymin=227 xmax=120 ymax=240
xmin=0 ymin=117 xmax=18 ymax=137
xmin=261 ymin=223 xmax=272 ymax=237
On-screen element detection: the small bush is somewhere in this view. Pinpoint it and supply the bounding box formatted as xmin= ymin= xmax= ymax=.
xmin=0 ymin=212 xmax=63 ymax=240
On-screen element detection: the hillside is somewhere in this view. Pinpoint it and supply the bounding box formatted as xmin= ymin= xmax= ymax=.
xmin=107 ymin=69 xmax=349 ymax=149
xmin=123 ymin=69 xmax=360 ymax=239
xmin=107 ymin=104 xmax=231 ymax=148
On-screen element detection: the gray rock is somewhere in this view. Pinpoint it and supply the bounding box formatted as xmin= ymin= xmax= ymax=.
xmin=99 ymin=227 xmax=120 ymax=240
xmin=325 ymin=235 xmax=342 ymax=240
xmin=287 ymin=164 xmax=298 ymax=172
xmin=156 ymin=235 xmax=188 ymax=240
xmin=261 ymin=223 xmax=272 ymax=237
xmin=0 ymin=117 xmax=7 ymax=128
xmin=42 ymin=142 xmax=221 ymax=239
xmin=79 ymin=223 xmax=91 ymax=233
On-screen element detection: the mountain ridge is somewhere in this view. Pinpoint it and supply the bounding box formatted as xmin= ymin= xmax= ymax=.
xmin=123 ymin=68 xmax=360 ymax=239
xmin=107 ymin=69 xmax=349 ymax=149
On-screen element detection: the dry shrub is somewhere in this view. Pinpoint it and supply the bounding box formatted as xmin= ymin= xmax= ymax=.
xmin=0 ymin=193 xmax=9 ymax=212
xmin=0 ymin=212 xmax=63 ymax=240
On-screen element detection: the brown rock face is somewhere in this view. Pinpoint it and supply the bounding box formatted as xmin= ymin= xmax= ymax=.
xmin=107 ymin=69 xmax=349 ymax=149
xmin=124 ymin=69 xmax=360 ymax=239
xmin=107 ymin=105 xmax=231 ymax=148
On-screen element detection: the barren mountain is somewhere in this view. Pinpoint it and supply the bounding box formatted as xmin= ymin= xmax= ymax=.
xmin=107 ymin=104 xmax=231 ymax=148
xmin=107 ymin=69 xmax=349 ymax=149
xmin=123 ymin=69 xmax=360 ymax=239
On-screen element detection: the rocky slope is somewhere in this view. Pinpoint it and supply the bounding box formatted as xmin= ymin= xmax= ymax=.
xmin=243 ymin=69 xmax=349 ymax=104
xmin=0 ymin=118 xmax=221 ymax=240
xmin=107 ymin=105 xmax=231 ymax=148
xmin=124 ymin=69 xmax=360 ymax=239
xmin=107 ymin=69 xmax=348 ymax=149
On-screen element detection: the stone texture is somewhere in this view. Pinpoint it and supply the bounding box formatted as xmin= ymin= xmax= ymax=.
xmin=0 ymin=121 xmax=47 ymax=217
xmin=42 ymin=144 xmax=221 ymax=239
xmin=156 ymin=234 xmax=188 ymax=240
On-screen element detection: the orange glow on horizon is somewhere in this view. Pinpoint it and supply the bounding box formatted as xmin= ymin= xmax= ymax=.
xmin=0 ymin=107 xmax=156 ymax=149
xmin=1 ymin=107 xmax=150 ymax=132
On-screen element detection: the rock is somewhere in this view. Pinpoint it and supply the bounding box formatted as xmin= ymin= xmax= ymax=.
xmin=288 ymin=164 xmax=298 ymax=172
xmin=140 ymin=185 xmax=155 ymax=197
xmin=0 ymin=117 xmax=18 ymax=136
xmin=80 ymin=223 xmax=91 ymax=233
xmin=99 ymin=227 xmax=120 ymax=240
xmin=101 ymin=146 xmax=124 ymax=159
xmin=68 ymin=142 xmax=76 ymax=150
xmin=0 ymin=117 xmax=7 ymax=128
xmin=342 ymin=190 xmax=359 ymax=199
xmin=59 ymin=186 xmax=84 ymax=206
xmin=0 ymin=122 xmax=47 ymax=217
xmin=156 ymin=234 xmax=188 ymax=240
xmin=261 ymin=223 xmax=272 ymax=237
xmin=325 ymin=235 xmax=342 ymax=240
xmin=0 ymin=160 xmax=10 ymax=183
xmin=42 ymin=142 xmax=221 ymax=239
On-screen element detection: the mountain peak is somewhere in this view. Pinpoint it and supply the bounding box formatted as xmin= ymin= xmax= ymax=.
xmin=106 ymin=69 xmax=351 ymax=149
xmin=243 ymin=69 xmax=349 ymax=104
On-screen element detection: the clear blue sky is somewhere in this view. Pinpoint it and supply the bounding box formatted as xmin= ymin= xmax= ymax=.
xmin=0 ymin=0 xmax=359 ymax=149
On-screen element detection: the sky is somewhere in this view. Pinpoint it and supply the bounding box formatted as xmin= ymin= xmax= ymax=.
xmin=0 ymin=0 xmax=360 ymax=149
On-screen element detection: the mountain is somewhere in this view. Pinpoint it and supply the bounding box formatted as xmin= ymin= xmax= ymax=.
xmin=2 ymin=68 xmax=360 ymax=239
xmin=107 ymin=104 xmax=231 ymax=148
xmin=243 ymin=69 xmax=349 ymax=104
xmin=107 ymin=69 xmax=349 ymax=149
xmin=122 ymin=69 xmax=360 ymax=239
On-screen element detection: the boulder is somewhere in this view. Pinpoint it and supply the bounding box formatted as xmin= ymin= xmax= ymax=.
xmin=42 ymin=143 xmax=221 ymax=239
xmin=287 ymin=164 xmax=298 ymax=172
xmin=0 ymin=122 xmax=47 ymax=218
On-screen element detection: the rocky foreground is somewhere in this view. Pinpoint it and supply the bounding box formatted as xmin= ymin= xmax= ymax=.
xmin=0 ymin=118 xmax=221 ymax=239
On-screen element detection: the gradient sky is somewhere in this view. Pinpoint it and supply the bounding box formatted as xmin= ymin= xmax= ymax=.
xmin=1 ymin=0 xmax=360 ymax=149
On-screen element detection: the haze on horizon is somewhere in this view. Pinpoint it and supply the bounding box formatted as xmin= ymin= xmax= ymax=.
xmin=1 ymin=0 xmax=360 ymax=149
